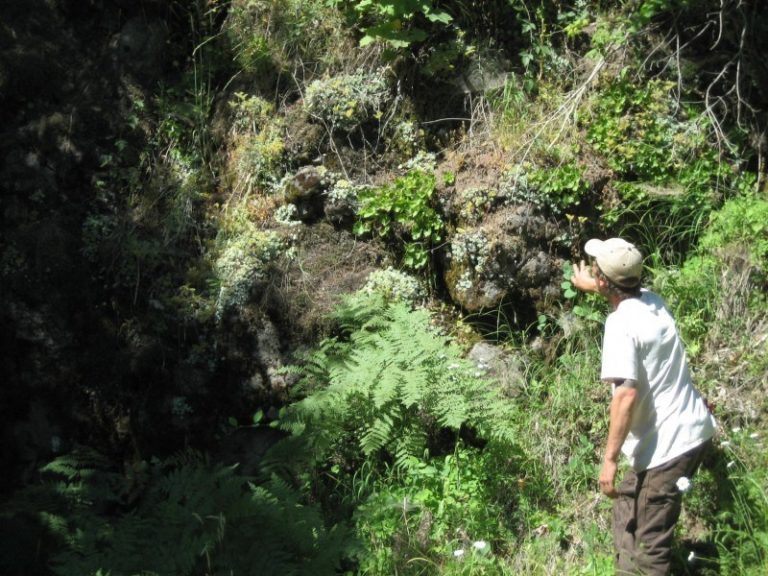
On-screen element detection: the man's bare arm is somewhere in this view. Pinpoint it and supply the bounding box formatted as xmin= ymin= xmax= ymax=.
xmin=599 ymin=383 xmax=637 ymax=498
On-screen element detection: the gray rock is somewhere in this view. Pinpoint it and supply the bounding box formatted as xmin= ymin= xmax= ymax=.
xmin=468 ymin=342 xmax=525 ymax=397
xmin=444 ymin=204 xmax=564 ymax=313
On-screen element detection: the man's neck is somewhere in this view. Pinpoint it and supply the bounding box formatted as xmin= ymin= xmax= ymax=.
xmin=608 ymin=291 xmax=640 ymax=311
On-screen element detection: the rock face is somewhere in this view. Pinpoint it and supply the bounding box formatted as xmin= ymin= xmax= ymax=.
xmin=444 ymin=204 xmax=564 ymax=313
xmin=111 ymin=17 xmax=167 ymax=83
xmin=0 ymin=1 xmax=197 ymax=487
xmin=0 ymin=0 xmax=571 ymax=491
xmin=467 ymin=342 xmax=526 ymax=398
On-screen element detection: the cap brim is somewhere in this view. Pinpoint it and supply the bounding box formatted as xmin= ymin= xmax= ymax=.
xmin=584 ymin=238 xmax=605 ymax=257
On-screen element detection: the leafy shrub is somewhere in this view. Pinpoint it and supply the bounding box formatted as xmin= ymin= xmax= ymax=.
xmin=584 ymin=76 xmax=754 ymax=259
xmin=304 ymin=68 xmax=391 ymax=132
xmin=528 ymin=163 xmax=589 ymax=212
xmin=354 ymin=170 xmax=443 ymax=269
xmin=330 ymin=0 xmax=452 ymax=48
xmin=499 ymin=162 xmax=588 ymax=216
xmin=270 ymin=291 xmax=521 ymax=572
xmin=586 ymin=78 xmax=693 ymax=182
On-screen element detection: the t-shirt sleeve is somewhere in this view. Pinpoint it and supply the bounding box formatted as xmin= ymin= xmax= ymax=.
xmin=601 ymin=315 xmax=639 ymax=382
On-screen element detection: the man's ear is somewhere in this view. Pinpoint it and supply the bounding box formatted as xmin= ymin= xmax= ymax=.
xmin=595 ymin=273 xmax=607 ymax=291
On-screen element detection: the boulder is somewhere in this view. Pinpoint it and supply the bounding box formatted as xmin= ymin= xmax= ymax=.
xmin=444 ymin=204 xmax=564 ymax=313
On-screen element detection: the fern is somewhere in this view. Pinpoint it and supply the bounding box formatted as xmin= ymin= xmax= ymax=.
xmin=361 ymin=411 xmax=398 ymax=456
xmin=276 ymin=291 xmax=520 ymax=477
xmin=1 ymin=448 xmax=348 ymax=576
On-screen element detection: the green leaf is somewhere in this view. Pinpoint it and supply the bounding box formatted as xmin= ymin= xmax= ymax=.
xmin=425 ymin=9 xmax=452 ymax=24
xmin=359 ymin=34 xmax=376 ymax=47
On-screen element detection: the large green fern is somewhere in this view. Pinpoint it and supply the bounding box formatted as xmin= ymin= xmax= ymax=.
xmin=274 ymin=292 xmax=519 ymax=472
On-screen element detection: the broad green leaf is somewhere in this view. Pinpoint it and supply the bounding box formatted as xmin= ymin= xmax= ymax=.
xmin=425 ymin=9 xmax=452 ymax=24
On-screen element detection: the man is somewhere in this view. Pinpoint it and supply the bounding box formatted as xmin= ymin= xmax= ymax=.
xmin=571 ymin=237 xmax=716 ymax=575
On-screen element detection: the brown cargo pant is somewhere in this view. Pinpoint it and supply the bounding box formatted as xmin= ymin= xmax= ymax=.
xmin=613 ymin=440 xmax=712 ymax=575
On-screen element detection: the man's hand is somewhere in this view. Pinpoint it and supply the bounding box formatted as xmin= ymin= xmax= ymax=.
xmin=571 ymin=260 xmax=598 ymax=293
xmin=599 ymin=459 xmax=619 ymax=498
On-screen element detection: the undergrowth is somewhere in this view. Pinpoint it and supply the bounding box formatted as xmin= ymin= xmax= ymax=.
xmin=4 ymin=1 xmax=768 ymax=575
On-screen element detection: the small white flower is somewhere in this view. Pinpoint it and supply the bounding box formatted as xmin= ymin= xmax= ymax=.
xmin=749 ymin=432 xmax=760 ymax=439
xmin=676 ymin=476 xmax=692 ymax=493
xmin=727 ymin=460 xmax=736 ymax=469
xmin=687 ymin=551 xmax=696 ymax=563
xmin=720 ymin=440 xmax=731 ymax=447
xmin=448 ymin=363 xmax=460 ymax=370
xmin=472 ymin=540 xmax=488 ymax=551
xmin=732 ymin=426 xmax=742 ymax=433
xmin=453 ymin=549 xmax=465 ymax=558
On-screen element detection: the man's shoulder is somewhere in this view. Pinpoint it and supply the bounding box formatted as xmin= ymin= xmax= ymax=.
xmin=610 ymin=289 xmax=668 ymax=325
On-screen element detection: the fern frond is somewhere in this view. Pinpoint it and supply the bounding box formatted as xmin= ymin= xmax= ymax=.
xmin=360 ymin=410 xmax=398 ymax=456
xmin=42 ymin=452 xmax=350 ymax=575
xmin=371 ymin=363 xmax=401 ymax=408
xmin=393 ymin=427 xmax=428 ymax=471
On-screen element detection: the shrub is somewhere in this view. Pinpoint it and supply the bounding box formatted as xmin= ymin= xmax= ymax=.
xmin=212 ymin=204 xmax=284 ymax=318
xmin=225 ymin=0 xmax=351 ymax=73
xmin=304 ymin=68 xmax=391 ymax=132
xmin=362 ymin=267 xmax=426 ymax=304
xmin=354 ymin=170 xmax=443 ymax=269
xmin=329 ymin=0 xmax=452 ymax=49
xmin=586 ymin=78 xmax=694 ymax=183
xmin=528 ymin=163 xmax=589 ymax=213
xmin=227 ymin=93 xmax=286 ymax=194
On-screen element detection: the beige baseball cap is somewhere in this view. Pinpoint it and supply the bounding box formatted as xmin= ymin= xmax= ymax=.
xmin=585 ymin=238 xmax=643 ymax=288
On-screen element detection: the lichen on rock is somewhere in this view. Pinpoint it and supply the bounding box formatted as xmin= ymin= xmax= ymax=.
xmin=444 ymin=204 xmax=564 ymax=313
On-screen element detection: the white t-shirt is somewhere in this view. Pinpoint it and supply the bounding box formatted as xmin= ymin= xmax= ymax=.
xmin=601 ymin=289 xmax=716 ymax=471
